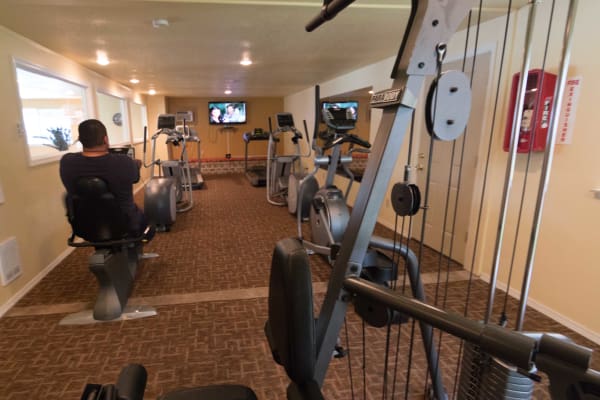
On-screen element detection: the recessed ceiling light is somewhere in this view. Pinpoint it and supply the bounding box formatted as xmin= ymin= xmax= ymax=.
xmin=152 ymin=18 xmax=169 ymax=28
xmin=224 ymin=89 xmax=232 ymax=95
xmin=240 ymin=59 xmax=253 ymax=66
xmin=149 ymin=89 xmax=156 ymax=95
xmin=130 ymin=78 xmax=140 ymax=84
xmin=96 ymin=51 xmax=110 ymax=66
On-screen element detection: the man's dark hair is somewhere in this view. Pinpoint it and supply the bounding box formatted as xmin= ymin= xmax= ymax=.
xmin=78 ymin=119 xmax=107 ymax=148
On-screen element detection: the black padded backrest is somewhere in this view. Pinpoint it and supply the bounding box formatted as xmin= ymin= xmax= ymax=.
xmin=65 ymin=177 xmax=129 ymax=242
xmin=267 ymin=238 xmax=315 ymax=385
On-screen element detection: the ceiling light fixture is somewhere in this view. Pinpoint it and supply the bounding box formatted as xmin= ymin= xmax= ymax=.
xmin=152 ymin=18 xmax=169 ymax=28
xmin=130 ymin=78 xmax=140 ymax=84
xmin=96 ymin=51 xmax=110 ymax=66
xmin=149 ymin=89 xmax=156 ymax=95
xmin=368 ymin=90 xmax=374 ymax=94
xmin=240 ymin=59 xmax=253 ymax=66
xmin=224 ymin=89 xmax=232 ymax=95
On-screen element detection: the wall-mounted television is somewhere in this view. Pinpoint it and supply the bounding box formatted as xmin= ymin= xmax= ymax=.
xmin=208 ymin=101 xmax=247 ymax=125
xmin=322 ymin=101 xmax=358 ymax=122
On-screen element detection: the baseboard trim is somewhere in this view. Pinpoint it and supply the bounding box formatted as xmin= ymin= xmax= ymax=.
xmin=480 ymin=273 xmax=600 ymax=345
xmin=0 ymin=246 xmax=75 ymax=318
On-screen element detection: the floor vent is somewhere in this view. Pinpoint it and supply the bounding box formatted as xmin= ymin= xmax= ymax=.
xmin=0 ymin=237 xmax=22 ymax=286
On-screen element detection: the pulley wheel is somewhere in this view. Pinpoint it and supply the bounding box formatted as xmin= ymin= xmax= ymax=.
xmin=391 ymin=182 xmax=421 ymax=217
xmin=425 ymin=70 xmax=472 ymax=141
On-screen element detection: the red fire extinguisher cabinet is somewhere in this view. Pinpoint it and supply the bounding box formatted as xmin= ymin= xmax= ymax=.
xmin=504 ymin=69 xmax=557 ymax=153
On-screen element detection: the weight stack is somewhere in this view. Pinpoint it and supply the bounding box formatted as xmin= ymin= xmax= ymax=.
xmin=458 ymin=342 xmax=533 ymax=399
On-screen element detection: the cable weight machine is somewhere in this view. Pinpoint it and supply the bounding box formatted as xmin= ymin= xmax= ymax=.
xmin=265 ymin=0 xmax=600 ymax=399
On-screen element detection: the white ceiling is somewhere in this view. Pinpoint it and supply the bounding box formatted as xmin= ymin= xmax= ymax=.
xmin=0 ymin=0 xmax=528 ymax=98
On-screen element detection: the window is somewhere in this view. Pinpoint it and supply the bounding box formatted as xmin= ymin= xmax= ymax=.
xmin=129 ymin=102 xmax=148 ymax=143
xmin=14 ymin=63 xmax=87 ymax=165
xmin=96 ymin=91 xmax=129 ymax=145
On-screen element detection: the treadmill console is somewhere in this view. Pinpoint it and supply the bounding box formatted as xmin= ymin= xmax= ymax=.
xmin=158 ymin=114 xmax=176 ymax=130
xmin=276 ymin=113 xmax=295 ymax=130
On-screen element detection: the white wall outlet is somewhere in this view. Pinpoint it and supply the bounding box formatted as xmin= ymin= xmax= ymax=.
xmin=0 ymin=237 xmax=22 ymax=286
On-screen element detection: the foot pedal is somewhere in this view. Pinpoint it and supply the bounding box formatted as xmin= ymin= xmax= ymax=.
xmin=141 ymin=253 xmax=159 ymax=259
xmin=333 ymin=345 xmax=346 ymax=359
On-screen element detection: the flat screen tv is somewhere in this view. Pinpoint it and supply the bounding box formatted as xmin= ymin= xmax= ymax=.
xmin=322 ymin=101 xmax=358 ymax=122
xmin=208 ymin=101 xmax=247 ymax=125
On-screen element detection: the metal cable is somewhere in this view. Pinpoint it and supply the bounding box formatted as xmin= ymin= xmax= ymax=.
xmin=344 ymin=317 xmax=356 ymax=400
xmin=362 ymin=319 xmax=367 ymax=400
xmin=453 ymin=0 xmax=514 ymax=395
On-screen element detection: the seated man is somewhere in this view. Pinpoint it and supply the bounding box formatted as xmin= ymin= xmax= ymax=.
xmin=60 ymin=119 xmax=154 ymax=241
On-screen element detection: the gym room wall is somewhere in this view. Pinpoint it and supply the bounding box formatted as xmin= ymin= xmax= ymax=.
xmin=284 ymin=0 xmax=600 ymax=343
xmin=166 ymin=97 xmax=283 ymax=161
xmin=0 ymin=25 xmax=150 ymax=314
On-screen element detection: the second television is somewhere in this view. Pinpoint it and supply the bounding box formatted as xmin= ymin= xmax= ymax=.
xmin=321 ymin=101 xmax=358 ymax=122
xmin=208 ymin=101 xmax=247 ymax=125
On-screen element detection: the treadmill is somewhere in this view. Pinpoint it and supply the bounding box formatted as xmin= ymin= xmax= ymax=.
xmin=243 ymin=129 xmax=269 ymax=187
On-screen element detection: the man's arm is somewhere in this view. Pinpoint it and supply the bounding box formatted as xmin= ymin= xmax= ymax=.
xmin=132 ymin=158 xmax=142 ymax=183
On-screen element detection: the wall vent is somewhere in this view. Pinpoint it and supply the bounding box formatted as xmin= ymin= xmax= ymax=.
xmin=0 ymin=237 xmax=22 ymax=286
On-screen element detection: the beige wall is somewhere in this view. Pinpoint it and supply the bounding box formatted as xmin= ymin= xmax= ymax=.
xmin=0 ymin=25 xmax=145 ymax=312
xmin=135 ymin=95 xmax=168 ymax=191
xmin=474 ymin=1 xmax=600 ymax=338
xmin=166 ymin=97 xmax=283 ymax=160
xmin=284 ymin=1 xmax=600 ymax=342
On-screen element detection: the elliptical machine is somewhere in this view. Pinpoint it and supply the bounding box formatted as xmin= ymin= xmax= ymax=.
xmin=143 ymin=114 xmax=194 ymax=231
xmin=297 ymin=90 xmax=371 ymax=261
xmin=266 ymin=113 xmax=312 ymax=218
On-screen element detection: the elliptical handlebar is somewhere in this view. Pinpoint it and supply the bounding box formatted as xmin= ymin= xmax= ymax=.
xmin=323 ymin=132 xmax=371 ymax=151
xmin=142 ymin=126 xmax=157 ymax=169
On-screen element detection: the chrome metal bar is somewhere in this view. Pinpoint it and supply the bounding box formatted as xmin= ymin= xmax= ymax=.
xmin=516 ymin=0 xmax=579 ymax=331
xmin=485 ymin=0 xmax=539 ymax=324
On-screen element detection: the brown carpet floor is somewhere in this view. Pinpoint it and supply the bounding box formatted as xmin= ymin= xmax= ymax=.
xmin=0 ymin=173 xmax=597 ymax=399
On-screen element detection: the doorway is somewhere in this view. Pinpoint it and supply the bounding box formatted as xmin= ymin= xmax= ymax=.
xmin=414 ymin=51 xmax=492 ymax=265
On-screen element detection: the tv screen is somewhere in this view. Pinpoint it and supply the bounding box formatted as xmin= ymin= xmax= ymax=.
xmin=322 ymin=101 xmax=358 ymax=122
xmin=208 ymin=101 xmax=247 ymax=125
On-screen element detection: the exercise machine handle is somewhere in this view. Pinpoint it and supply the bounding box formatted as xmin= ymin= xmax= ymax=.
xmin=143 ymin=126 xmax=147 ymax=154
xmin=305 ymin=0 xmax=356 ymax=32
xmin=347 ymin=133 xmax=371 ymax=149
xmin=323 ymin=132 xmax=371 ymax=150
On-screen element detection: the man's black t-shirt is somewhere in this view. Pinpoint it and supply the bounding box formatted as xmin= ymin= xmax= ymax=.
xmin=60 ymin=152 xmax=145 ymax=235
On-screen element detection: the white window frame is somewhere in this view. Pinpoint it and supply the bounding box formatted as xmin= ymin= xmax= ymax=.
xmin=129 ymin=101 xmax=148 ymax=144
xmin=12 ymin=59 xmax=88 ymax=166
xmin=95 ymin=90 xmax=130 ymax=146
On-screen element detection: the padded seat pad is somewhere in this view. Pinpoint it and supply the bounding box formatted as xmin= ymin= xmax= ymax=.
xmin=67 ymin=177 xmax=129 ymax=242
xmin=268 ymin=238 xmax=315 ymax=384
xmin=159 ymin=385 xmax=257 ymax=400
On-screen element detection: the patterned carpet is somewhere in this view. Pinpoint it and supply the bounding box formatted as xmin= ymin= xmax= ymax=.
xmin=0 ymin=174 xmax=597 ymax=399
